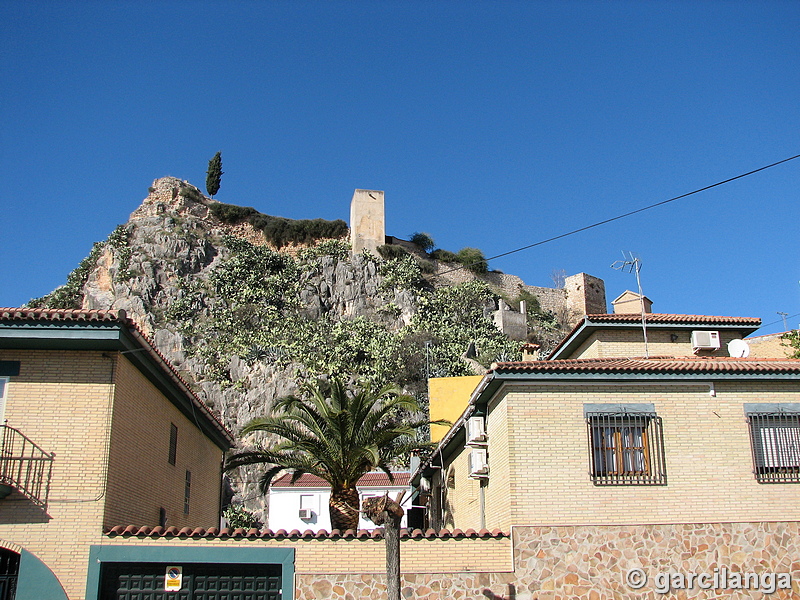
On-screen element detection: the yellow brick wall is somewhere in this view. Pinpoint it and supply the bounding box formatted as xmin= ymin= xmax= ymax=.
xmin=92 ymin=533 xmax=513 ymax=574
xmin=443 ymin=393 xmax=513 ymax=531
xmin=0 ymin=349 xmax=115 ymax=600
xmin=484 ymin=392 xmax=511 ymax=530
xmin=442 ymin=447 xmax=482 ymax=529
xmin=746 ymin=332 xmax=795 ymax=359
xmin=571 ymin=329 xmax=745 ymax=359
xmin=0 ymin=349 xmax=227 ymax=599
xmin=104 ymin=355 xmax=224 ymax=530
xmin=447 ymin=380 xmax=800 ymax=530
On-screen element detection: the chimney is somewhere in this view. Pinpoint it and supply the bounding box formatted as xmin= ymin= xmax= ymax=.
xmin=612 ymin=291 xmax=653 ymax=314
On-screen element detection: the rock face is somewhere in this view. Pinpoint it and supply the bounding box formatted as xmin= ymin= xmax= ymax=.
xmin=36 ymin=176 xmax=574 ymax=519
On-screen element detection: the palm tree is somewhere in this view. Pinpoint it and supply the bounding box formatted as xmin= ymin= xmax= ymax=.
xmin=225 ymin=377 xmax=442 ymax=531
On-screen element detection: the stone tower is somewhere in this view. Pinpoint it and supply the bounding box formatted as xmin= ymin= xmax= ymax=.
xmin=564 ymin=273 xmax=607 ymax=324
xmin=350 ymin=189 xmax=385 ymax=255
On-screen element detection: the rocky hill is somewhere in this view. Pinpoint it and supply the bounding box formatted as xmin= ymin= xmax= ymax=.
xmin=29 ymin=176 xmax=572 ymax=513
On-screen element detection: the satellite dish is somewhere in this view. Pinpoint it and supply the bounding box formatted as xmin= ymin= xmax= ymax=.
xmin=727 ymin=339 xmax=750 ymax=358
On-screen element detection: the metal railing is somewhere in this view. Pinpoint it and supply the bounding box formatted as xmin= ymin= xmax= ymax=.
xmin=0 ymin=424 xmax=55 ymax=506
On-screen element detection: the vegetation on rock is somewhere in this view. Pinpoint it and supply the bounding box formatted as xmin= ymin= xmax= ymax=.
xmin=209 ymin=201 xmax=348 ymax=248
xmin=781 ymin=330 xmax=800 ymax=359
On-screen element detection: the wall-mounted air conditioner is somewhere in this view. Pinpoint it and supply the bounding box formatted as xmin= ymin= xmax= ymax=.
xmin=469 ymin=448 xmax=489 ymax=478
xmin=691 ymin=330 xmax=720 ymax=351
xmin=467 ymin=416 xmax=487 ymax=445
xmin=298 ymin=508 xmax=313 ymax=520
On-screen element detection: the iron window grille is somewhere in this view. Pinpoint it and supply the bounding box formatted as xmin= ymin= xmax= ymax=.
xmin=747 ymin=412 xmax=800 ymax=483
xmin=168 ymin=423 xmax=178 ymax=466
xmin=586 ymin=411 xmax=666 ymax=485
xmin=184 ymin=470 xmax=191 ymax=514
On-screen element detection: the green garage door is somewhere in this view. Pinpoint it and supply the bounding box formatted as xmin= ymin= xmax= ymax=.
xmin=100 ymin=562 xmax=282 ymax=600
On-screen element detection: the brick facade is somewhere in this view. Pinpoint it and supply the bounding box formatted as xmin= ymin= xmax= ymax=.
xmin=0 ymin=347 xmax=226 ymax=599
xmin=442 ymin=380 xmax=800 ymax=531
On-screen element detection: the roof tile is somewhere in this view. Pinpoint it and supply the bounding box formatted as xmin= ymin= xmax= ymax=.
xmin=104 ymin=525 xmax=509 ymax=540
xmin=492 ymin=356 xmax=800 ymax=375
xmin=271 ymin=471 xmax=411 ymax=488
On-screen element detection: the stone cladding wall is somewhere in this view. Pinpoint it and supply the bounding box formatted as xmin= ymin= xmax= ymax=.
xmin=293 ymin=521 xmax=800 ymax=599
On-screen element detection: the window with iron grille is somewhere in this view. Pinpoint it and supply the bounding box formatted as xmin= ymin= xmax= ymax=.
xmin=585 ymin=404 xmax=666 ymax=485
xmin=184 ymin=470 xmax=191 ymax=514
xmin=745 ymin=404 xmax=800 ymax=484
xmin=168 ymin=423 xmax=178 ymax=466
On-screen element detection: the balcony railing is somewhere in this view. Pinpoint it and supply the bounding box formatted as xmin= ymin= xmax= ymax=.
xmin=0 ymin=424 xmax=55 ymax=506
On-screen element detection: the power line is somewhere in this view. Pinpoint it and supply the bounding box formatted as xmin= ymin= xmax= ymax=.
xmin=760 ymin=312 xmax=799 ymax=331
xmin=437 ymin=153 xmax=800 ymax=275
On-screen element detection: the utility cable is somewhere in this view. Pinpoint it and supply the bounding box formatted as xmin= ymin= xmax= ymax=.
xmin=438 ymin=153 xmax=800 ymax=275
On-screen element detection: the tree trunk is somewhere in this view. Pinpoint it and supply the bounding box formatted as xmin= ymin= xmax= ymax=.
xmin=362 ymin=494 xmax=405 ymax=600
xmin=384 ymin=511 xmax=402 ymax=600
xmin=329 ymin=486 xmax=360 ymax=531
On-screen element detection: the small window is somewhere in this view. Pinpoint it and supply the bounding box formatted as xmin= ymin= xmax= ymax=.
xmin=159 ymin=507 xmax=167 ymax=527
xmin=184 ymin=470 xmax=191 ymax=514
xmin=168 ymin=423 xmax=178 ymax=466
xmin=0 ymin=377 xmax=9 ymax=422
xmin=585 ymin=404 xmax=666 ymax=485
xmin=745 ymin=404 xmax=800 ymax=483
xmin=299 ymin=494 xmax=316 ymax=511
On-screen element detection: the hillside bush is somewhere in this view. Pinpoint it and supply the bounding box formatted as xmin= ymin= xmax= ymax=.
xmin=430 ymin=249 xmax=458 ymax=262
xmin=456 ymin=247 xmax=488 ymax=274
xmin=377 ymin=244 xmax=408 ymax=260
xmin=179 ymin=185 xmax=204 ymax=203
xmin=409 ymin=232 xmax=435 ymax=253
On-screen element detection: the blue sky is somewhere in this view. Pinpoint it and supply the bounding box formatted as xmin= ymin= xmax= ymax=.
xmin=2 ymin=1 xmax=798 ymax=335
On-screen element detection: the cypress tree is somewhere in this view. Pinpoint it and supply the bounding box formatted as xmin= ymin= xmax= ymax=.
xmin=206 ymin=151 xmax=223 ymax=198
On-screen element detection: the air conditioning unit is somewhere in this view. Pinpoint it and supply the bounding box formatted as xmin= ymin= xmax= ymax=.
xmin=467 ymin=416 xmax=487 ymax=444
xmin=298 ymin=508 xmax=313 ymax=520
xmin=691 ymin=330 xmax=720 ymax=351
xmin=469 ymin=448 xmax=489 ymax=478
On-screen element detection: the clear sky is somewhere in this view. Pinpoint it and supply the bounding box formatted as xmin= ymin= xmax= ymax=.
xmin=2 ymin=1 xmax=798 ymax=335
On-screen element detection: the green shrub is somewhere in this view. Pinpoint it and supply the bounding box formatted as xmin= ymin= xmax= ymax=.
xmin=209 ymin=202 xmax=348 ymax=248
xmin=377 ymin=244 xmax=408 ymax=260
xmin=179 ymin=185 xmax=204 ymax=203
xmin=209 ymin=202 xmax=257 ymax=223
xmin=379 ymin=255 xmax=425 ymax=291
xmin=297 ymin=239 xmax=351 ymax=261
xmin=456 ymin=247 xmax=488 ymax=274
xmin=410 ymin=232 xmax=435 ymax=253
xmin=223 ymin=504 xmax=261 ymax=529
xmin=430 ymin=249 xmax=458 ymax=262
xmin=416 ymin=258 xmax=436 ymax=274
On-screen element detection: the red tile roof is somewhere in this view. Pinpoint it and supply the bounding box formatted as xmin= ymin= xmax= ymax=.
xmin=0 ymin=307 xmax=234 ymax=445
xmin=104 ymin=525 xmax=508 ymax=540
xmin=492 ymin=356 xmax=800 ymax=375
xmin=272 ymin=472 xmax=411 ymax=488
xmin=585 ymin=313 xmax=762 ymax=325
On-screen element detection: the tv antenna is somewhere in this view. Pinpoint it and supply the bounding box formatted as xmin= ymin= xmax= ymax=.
xmin=778 ymin=312 xmax=789 ymax=331
xmin=611 ymin=252 xmax=649 ymax=358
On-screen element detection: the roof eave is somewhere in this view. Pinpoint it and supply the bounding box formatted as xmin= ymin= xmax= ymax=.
xmin=0 ymin=319 xmax=234 ymax=450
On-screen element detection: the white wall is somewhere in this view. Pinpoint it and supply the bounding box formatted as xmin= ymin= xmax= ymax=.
xmin=269 ymin=485 xmax=412 ymax=532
